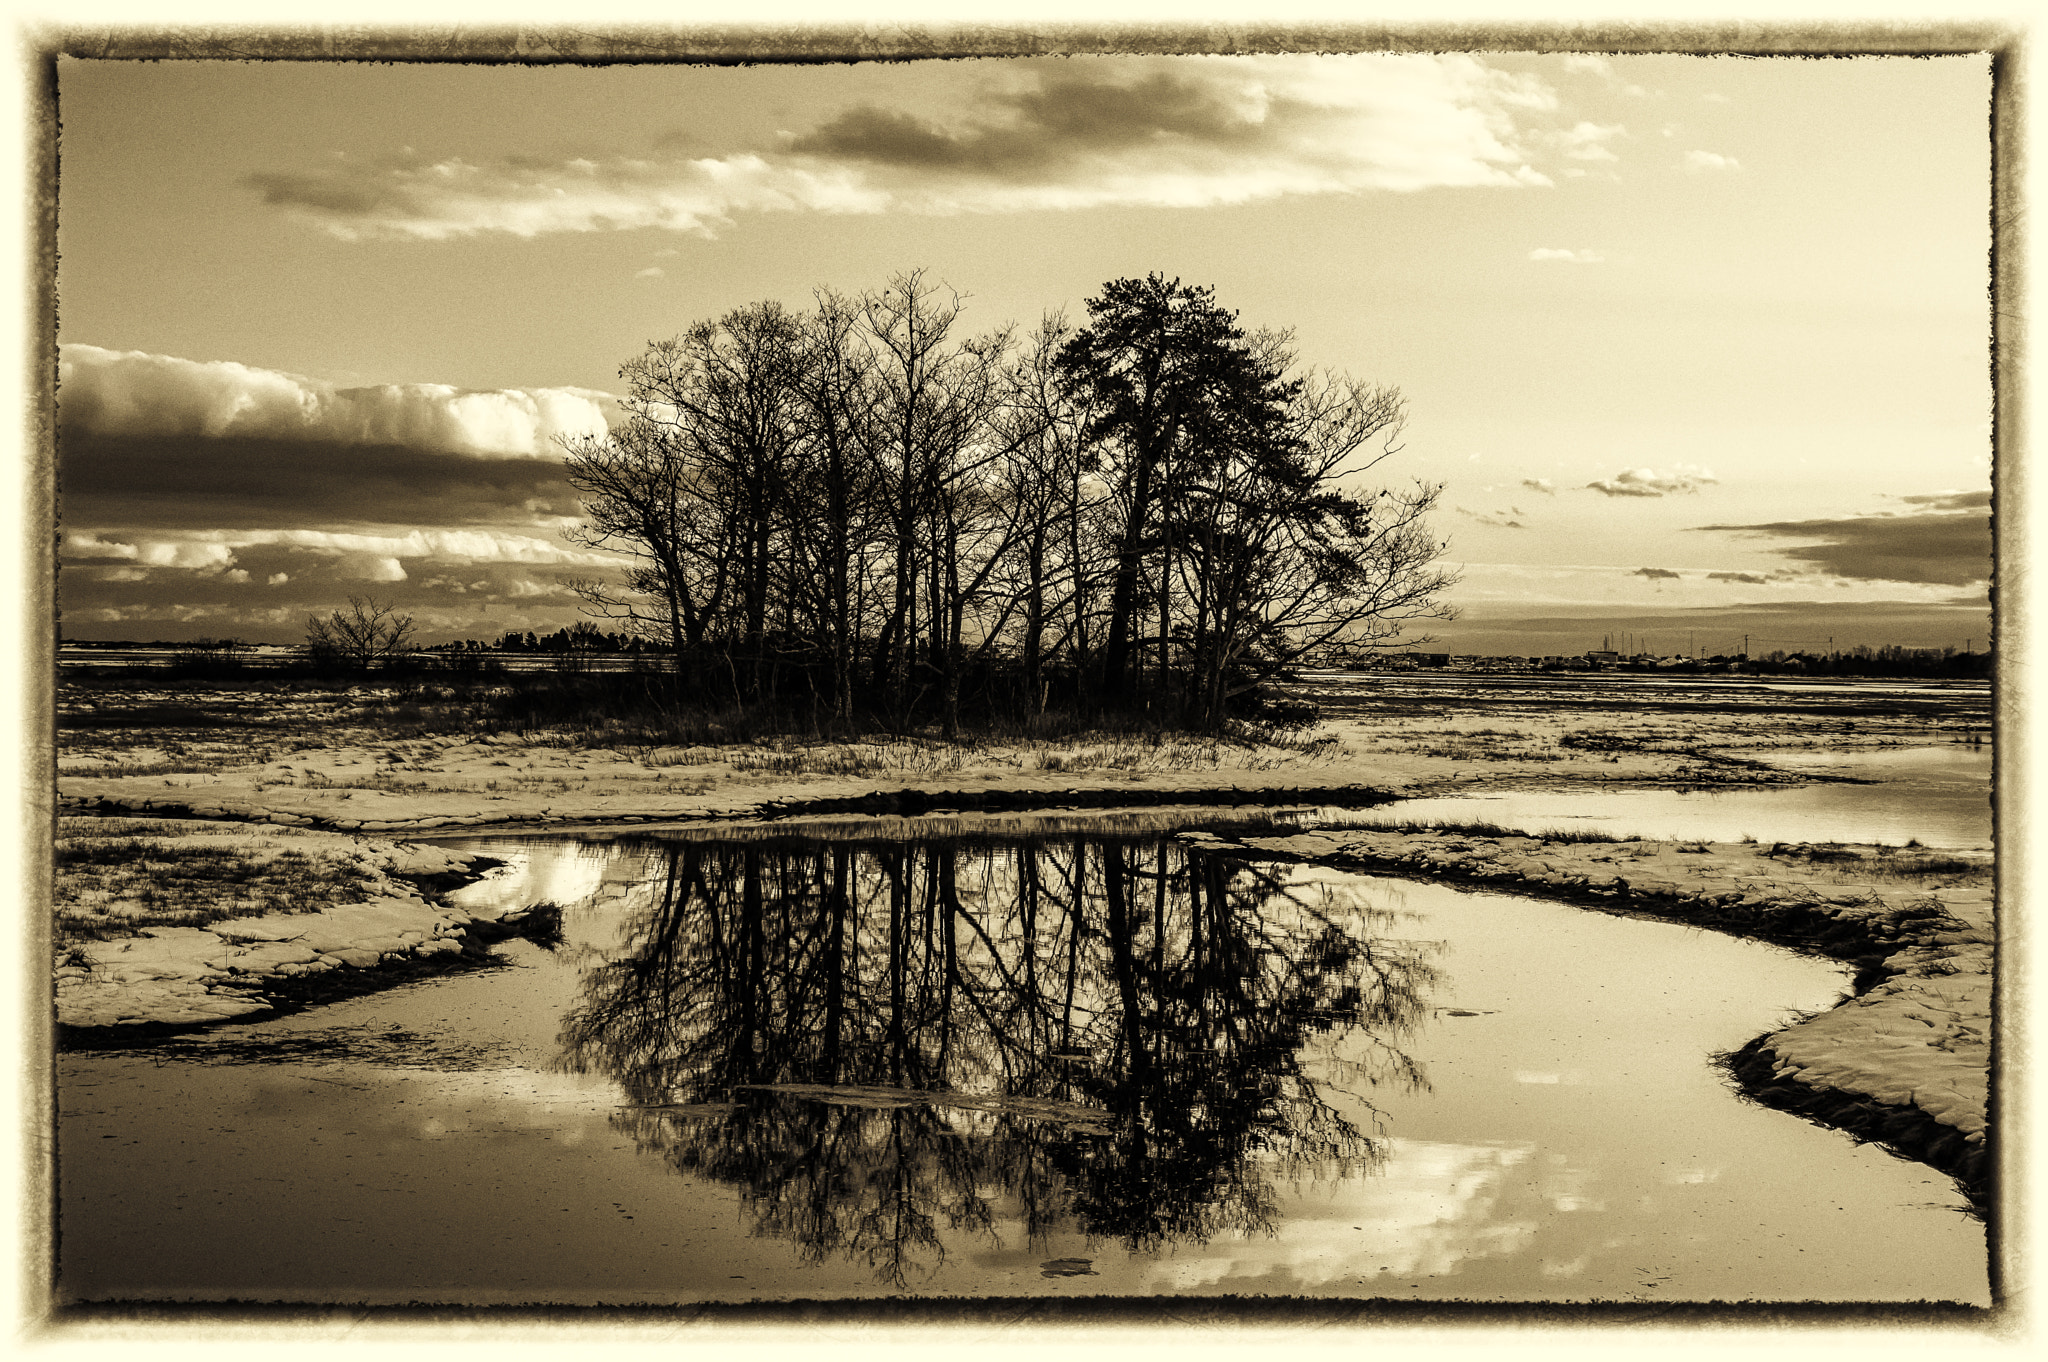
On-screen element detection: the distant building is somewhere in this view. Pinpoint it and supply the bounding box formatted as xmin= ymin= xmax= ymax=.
xmin=1584 ymin=650 xmax=1621 ymax=664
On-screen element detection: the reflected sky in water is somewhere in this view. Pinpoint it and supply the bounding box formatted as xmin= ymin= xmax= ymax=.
xmin=1358 ymin=744 xmax=1990 ymax=849
xmin=59 ymin=831 xmax=1989 ymax=1305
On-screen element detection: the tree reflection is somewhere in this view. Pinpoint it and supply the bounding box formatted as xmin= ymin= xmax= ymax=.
xmin=558 ymin=835 xmax=1440 ymax=1286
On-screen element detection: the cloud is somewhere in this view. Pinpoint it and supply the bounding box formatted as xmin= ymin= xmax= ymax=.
xmin=1557 ymin=121 xmax=1623 ymax=161
xmin=1520 ymin=478 xmax=1556 ymax=495
xmin=1896 ymin=490 xmax=1990 ymax=512
xmin=1528 ymin=248 xmax=1604 ymax=264
xmin=1707 ymin=571 xmax=1770 ymax=585
xmin=57 ymin=344 xmax=606 ymax=542
xmin=1694 ymin=501 xmax=1991 ymax=587
xmin=635 ymin=266 xmax=665 ymax=279
xmin=59 ymin=344 xmax=614 ymax=459
xmin=1585 ymin=465 xmax=1717 ymax=497
xmin=244 ymin=55 xmax=1564 ymax=241
xmin=55 ymin=343 xmax=649 ymax=643
xmin=63 ymin=527 xmax=613 ymax=569
xmin=1684 ymin=149 xmax=1741 ymax=173
xmin=1633 ymin=566 xmax=1681 ymax=581
xmin=62 ymin=428 xmax=588 ymax=535
xmin=1454 ymin=506 xmax=1525 ymax=529
xmin=1561 ymin=55 xmax=1613 ymax=77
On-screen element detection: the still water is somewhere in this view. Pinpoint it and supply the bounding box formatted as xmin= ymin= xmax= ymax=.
xmin=57 ymin=829 xmax=1988 ymax=1306
xmin=1351 ymin=745 xmax=1992 ymax=850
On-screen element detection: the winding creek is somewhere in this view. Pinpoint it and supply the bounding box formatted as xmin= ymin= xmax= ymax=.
xmin=58 ymin=812 xmax=1990 ymax=1306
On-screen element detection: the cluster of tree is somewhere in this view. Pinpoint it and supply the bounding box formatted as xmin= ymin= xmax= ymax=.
xmin=303 ymin=595 xmax=415 ymax=671
xmin=1580 ymin=647 xmax=1992 ymax=680
xmin=476 ymin=623 xmax=649 ymax=653
xmin=1739 ymin=646 xmax=1992 ymax=680
xmin=561 ymin=270 xmax=1455 ymax=733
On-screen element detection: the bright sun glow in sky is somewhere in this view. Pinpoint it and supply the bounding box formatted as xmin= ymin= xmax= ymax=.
xmin=52 ymin=48 xmax=1992 ymax=655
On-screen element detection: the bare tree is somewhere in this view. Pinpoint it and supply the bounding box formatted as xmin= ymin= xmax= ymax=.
xmin=860 ymin=270 xmax=1017 ymax=732
xmin=559 ymin=410 xmax=726 ymax=680
xmin=1174 ymin=364 xmax=1456 ymax=725
xmin=305 ymin=595 xmax=415 ymax=671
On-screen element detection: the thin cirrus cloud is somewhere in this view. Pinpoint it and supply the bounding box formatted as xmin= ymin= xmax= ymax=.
xmin=1585 ymin=465 xmax=1717 ymax=497
xmin=1557 ymin=121 xmax=1623 ymax=161
xmin=1528 ymin=248 xmax=1604 ymax=264
xmin=1684 ymin=149 xmax=1741 ymax=172
xmin=243 ymin=55 xmax=1564 ymax=241
xmin=1694 ymin=499 xmax=1991 ymax=587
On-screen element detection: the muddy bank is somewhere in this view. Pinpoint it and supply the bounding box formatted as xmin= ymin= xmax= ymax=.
xmin=1722 ymin=1034 xmax=1991 ymax=1212
xmin=1184 ymin=825 xmax=1994 ymax=1208
xmin=53 ymin=823 xmax=558 ymax=1042
xmin=62 ymin=778 xmax=1406 ymax=834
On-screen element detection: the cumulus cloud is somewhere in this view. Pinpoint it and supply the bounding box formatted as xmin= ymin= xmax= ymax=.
xmin=135 ymin=540 xmax=238 ymax=571
xmin=1633 ymin=566 xmax=1681 ymax=581
xmin=244 ymin=55 xmax=1563 ymax=241
xmin=1695 ymin=501 xmax=1991 ymax=587
xmin=1684 ymin=149 xmax=1741 ymax=173
xmin=635 ymin=266 xmax=665 ymax=279
xmin=59 ymin=344 xmax=614 ymax=459
xmin=1585 ymin=465 xmax=1717 ymax=497
xmin=1528 ymin=247 xmax=1604 ymax=264
xmin=67 ymin=527 xmax=613 ymax=569
xmin=1521 ymin=478 xmax=1556 ymax=495
xmin=61 ymin=531 xmax=140 ymax=561
xmin=267 ymin=573 xmax=290 ymax=586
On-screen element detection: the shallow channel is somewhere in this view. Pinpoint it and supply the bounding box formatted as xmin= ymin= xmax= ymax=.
xmin=1348 ymin=745 xmax=1992 ymax=850
xmin=57 ymin=824 xmax=1988 ymax=1306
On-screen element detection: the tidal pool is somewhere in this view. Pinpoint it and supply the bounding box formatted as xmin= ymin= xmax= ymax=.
xmin=57 ymin=829 xmax=1989 ymax=1306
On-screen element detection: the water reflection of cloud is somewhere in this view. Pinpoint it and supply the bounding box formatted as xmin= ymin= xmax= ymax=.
xmin=1137 ymin=1139 xmax=1543 ymax=1289
xmin=448 ymin=843 xmax=638 ymax=921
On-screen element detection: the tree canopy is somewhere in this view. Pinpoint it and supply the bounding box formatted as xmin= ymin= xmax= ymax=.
xmin=559 ymin=270 xmax=1455 ymax=731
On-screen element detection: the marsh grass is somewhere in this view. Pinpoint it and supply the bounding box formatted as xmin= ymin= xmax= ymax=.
xmin=65 ymin=758 xmax=228 ymax=779
xmin=1360 ymin=817 xmax=1643 ymax=844
xmin=1783 ymin=843 xmax=1985 ymax=880
xmin=54 ymin=837 xmax=382 ymax=944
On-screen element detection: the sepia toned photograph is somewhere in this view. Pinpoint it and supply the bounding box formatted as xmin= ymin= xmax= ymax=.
xmin=37 ymin=20 xmax=2004 ymax=1328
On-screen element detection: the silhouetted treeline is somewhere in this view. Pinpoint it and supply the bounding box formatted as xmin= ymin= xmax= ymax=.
xmin=558 ymin=270 xmax=1456 ymax=734
xmin=1630 ymin=648 xmax=1993 ymax=680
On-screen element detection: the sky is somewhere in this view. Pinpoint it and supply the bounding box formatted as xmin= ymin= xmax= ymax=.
xmin=51 ymin=49 xmax=1994 ymax=657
